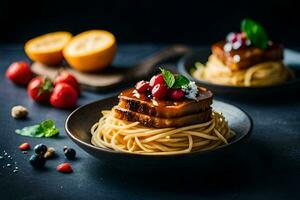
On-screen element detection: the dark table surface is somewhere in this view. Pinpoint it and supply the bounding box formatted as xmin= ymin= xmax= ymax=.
xmin=0 ymin=44 xmax=300 ymax=200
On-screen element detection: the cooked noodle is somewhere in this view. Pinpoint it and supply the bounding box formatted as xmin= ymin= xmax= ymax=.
xmin=192 ymin=55 xmax=293 ymax=87
xmin=91 ymin=108 xmax=235 ymax=155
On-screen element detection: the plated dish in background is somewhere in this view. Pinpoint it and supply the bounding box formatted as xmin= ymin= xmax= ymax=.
xmin=193 ymin=19 xmax=293 ymax=87
xmin=178 ymin=19 xmax=300 ymax=95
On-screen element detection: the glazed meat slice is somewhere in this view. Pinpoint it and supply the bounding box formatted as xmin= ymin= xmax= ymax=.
xmin=118 ymin=87 xmax=213 ymax=118
xmin=211 ymin=41 xmax=284 ymax=71
xmin=114 ymin=106 xmax=212 ymax=128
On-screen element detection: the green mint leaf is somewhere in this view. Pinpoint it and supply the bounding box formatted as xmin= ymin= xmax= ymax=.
xmin=241 ymin=18 xmax=268 ymax=49
xmin=15 ymin=125 xmax=44 ymax=138
xmin=41 ymin=120 xmax=59 ymax=137
xmin=160 ymin=67 xmax=175 ymax=88
xmin=173 ymin=75 xmax=190 ymax=88
xmin=44 ymin=127 xmax=59 ymax=137
xmin=41 ymin=120 xmax=54 ymax=130
xmin=15 ymin=120 xmax=59 ymax=138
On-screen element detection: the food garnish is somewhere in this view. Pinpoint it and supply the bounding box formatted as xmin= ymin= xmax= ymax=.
xmin=11 ymin=105 xmax=28 ymax=119
xmin=50 ymin=83 xmax=78 ymax=109
xmin=182 ymin=81 xmax=199 ymax=100
xmin=17 ymin=143 xmax=77 ymax=172
xmin=160 ymin=68 xmax=189 ymax=88
xmin=44 ymin=147 xmax=55 ymax=159
xmin=19 ymin=143 xmax=31 ymax=151
xmin=169 ymin=89 xmax=185 ymax=100
xmin=225 ymin=18 xmax=269 ymax=50
xmin=241 ymin=18 xmax=268 ymax=49
xmin=29 ymin=154 xmax=46 ymax=169
xmin=56 ymin=163 xmax=73 ymax=173
xmin=135 ymin=80 xmax=150 ymax=93
xmin=6 ymin=61 xmax=33 ymax=85
xmin=151 ymin=83 xmax=168 ymax=99
xmin=63 ymin=147 xmax=76 ymax=160
xmin=25 ymin=32 xmax=72 ymax=66
xmin=15 ymin=120 xmax=59 ymax=138
xmin=34 ymin=144 xmax=48 ymax=155
xmin=27 ymin=77 xmax=53 ymax=103
xmin=134 ymin=67 xmax=198 ymax=100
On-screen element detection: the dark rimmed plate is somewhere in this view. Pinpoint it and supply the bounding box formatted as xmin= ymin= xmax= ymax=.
xmin=65 ymin=95 xmax=252 ymax=173
xmin=177 ymin=48 xmax=300 ymax=96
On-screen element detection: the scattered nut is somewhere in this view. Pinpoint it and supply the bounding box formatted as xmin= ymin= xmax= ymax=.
xmin=63 ymin=146 xmax=68 ymax=152
xmin=11 ymin=105 xmax=28 ymax=119
xmin=44 ymin=147 xmax=55 ymax=159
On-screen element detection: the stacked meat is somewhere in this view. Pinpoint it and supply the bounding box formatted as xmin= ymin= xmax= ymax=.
xmin=114 ymin=87 xmax=213 ymax=128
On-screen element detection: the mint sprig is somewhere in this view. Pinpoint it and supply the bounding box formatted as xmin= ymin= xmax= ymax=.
xmin=241 ymin=18 xmax=269 ymax=49
xmin=15 ymin=120 xmax=59 ymax=138
xmin=160 ymin=68 xmax=175 ymax=88
xmin=159 ymin=68 xmax=190 ymax=89
xmin=173 ymin=75 xmax=190 ymax=88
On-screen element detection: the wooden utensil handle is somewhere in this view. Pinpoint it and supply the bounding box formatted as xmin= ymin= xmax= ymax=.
xmin=128 ymin=45 xmax=192 ymax=79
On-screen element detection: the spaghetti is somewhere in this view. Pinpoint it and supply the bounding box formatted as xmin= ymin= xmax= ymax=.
xmin=192 ymin=55 xmax=293 ymax=87
xmin=91 ymin=108 xmax=235 ymax=155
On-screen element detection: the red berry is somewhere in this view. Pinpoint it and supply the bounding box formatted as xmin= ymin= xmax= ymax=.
xmin=6 ymin=61 xmax=33 ymax=85
xmin=19 ymin=143 xmax=30 ymax=151
xmin=135 ymin=80 xmax=150 ymax=93
xmin=149 ymin=74 xmax=165 ymax=88
xmin=56 ymin=163 xmax=73 ymax=173
xmin=54 ymin=71 xmax=80 ymax=95
xmin=239 ymin=32 xmax=248 ymax=45
xmin=170 ymin=89 xmax=185 ymax=100
xmin=27 ymin=77 xmax=53 ymax=103
xmin=50 ymin=83 xmax=78 ymax=109
xmin=227 ymin=32 xmax=248 ymax=47
xmin=227 ymin=32 xmax=240 ymax=43
xmin=151 ymin=84 xmax=168 ymax=100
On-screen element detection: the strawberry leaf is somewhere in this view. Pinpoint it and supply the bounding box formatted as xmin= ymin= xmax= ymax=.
xmin=38 ymin=77 xmax=53 ymax=96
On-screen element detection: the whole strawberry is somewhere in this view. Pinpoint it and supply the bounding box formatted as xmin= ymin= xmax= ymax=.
xmin=50 ymin=83 xmax=78 ymax=109
xmin=54 ymin=71 xmax=80 ymax=95
xmin=6 ymin=61 xmax=33 ymax=85
xmin=27 ymin=77 xmax=53 ymax=103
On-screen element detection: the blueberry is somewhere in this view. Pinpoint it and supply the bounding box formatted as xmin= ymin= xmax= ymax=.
xmin=29 ymin=154 xmax=46 ymax=169
xmin=64 ymin=148 xmax=76 ymax=160
xmin=34 ymin=144 xmax=48 ymax=155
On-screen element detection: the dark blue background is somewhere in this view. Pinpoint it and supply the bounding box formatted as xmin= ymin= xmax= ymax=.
xmin=0 ymin=45 xmax=300 ymax=199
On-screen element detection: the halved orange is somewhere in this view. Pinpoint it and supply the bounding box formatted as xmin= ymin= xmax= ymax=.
xmin=63 ymin=30 xmax=116 ymax=72
xmin=25 ymin=32 xmax=72 ymax=66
